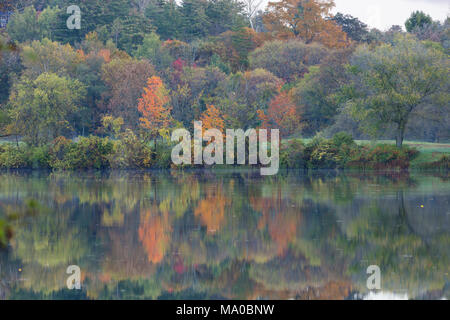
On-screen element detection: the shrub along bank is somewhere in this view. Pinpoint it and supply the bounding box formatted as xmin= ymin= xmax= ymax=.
xmin=0 ymin=133 xmax=446 ymax=171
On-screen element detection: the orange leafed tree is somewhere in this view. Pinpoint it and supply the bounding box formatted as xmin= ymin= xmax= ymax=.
xmin=258 ymin=89 xmax=301 ymax=137
xmin=98 ymin=49 xmax=111 ymax=63
xmin=264 ymin=0 xmax=349 ymax=48
xmin=138 ymin=76 xmax=173 ymax=141
xmin=257 ymin=109 xmax=270 ymax=130
xmin=76 ymin=49 xmax=86 ymax=60
xmin=77 ymin=48 xmax=111 ymax=62
xmin=199 ymin=104 xmax=225 ymax=132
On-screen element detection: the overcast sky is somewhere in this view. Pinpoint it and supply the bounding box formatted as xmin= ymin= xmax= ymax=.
xmin=332 ymin=0 xmax=449 ymax=31
xmin=258 ymin=0 xmax=449 ymax=31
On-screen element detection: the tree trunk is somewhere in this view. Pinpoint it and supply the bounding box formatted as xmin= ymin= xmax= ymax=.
xmin=249 ymin=17 xmax=254 ymax=30
xmin=396 ymin=123 xmax=405 ymax=148
xmin=397 ymin=190 xmax=414 ymax=234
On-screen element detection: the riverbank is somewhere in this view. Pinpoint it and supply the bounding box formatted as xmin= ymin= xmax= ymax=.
xmin=0 ymin=133 xmax=449 ymax=171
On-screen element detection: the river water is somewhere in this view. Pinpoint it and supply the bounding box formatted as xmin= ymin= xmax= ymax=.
xmin=0 ymin=170 xmax=448 ymax=299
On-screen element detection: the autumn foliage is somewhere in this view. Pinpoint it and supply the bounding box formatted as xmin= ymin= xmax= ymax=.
xmin=194 ymin=187 xmax=229 ymax=234
xmin=264 ymin=0 xmax=349 ymax=48
xmin=138 ymin=208 xmax=171 ymax=264
xmin=258 ymin=89 xmax=301 ymax=137
xmin=251 ymin=193 xmax=300 ymax=255
xmin=97 ymin=49 xmax=111 ymax=63
xmin=77 ymin=48 xmax=111 ymax=63
xmin=199 ymin=104 xmax=225 ymax=132
xmin=138 ymin=76 xmax=173 ymax=137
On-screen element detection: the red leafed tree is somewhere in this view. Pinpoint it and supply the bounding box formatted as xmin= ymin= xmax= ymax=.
xmin=138 ymin=76 xmax=173 ymax=143
xmin=258 ymin=89 xmax=301 ymax=137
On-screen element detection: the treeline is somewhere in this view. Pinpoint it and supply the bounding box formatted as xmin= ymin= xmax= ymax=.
xmin=0 ymin=0 xmax=449 ymax=167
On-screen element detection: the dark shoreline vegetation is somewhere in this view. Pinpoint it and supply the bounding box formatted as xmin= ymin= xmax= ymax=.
xmin=0 ymin=132 xmax=448 ymax=171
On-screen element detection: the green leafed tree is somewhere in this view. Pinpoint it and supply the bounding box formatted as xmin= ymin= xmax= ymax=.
xmin=249 ymin=39 xmax=328 ymax=82
xmin=7 ymin=73 xmax=86 ymax=146
xmin=180 ymin=0 xmax=210 ymax=40
xmin=348 ymin=35 xmax=449 ymax=147
xmin=145 ymin=0 xmax=183 ymax=40
xmin=6 ymin=6 xmax=41 ymax=43
xmin=405 ymin=11 xmax=433 ymax=33
xmin=133 ymin=32 xmax=173 ymax=70
xmin=331 ymin=12 xmax=369 ymax=42
xmin=37 ymin=6 xmax=62 ymax=40
xmin=6 ymin=5 xmax=65 ymax=43
xmin=291 ymin=48 xmax=352 ymax=136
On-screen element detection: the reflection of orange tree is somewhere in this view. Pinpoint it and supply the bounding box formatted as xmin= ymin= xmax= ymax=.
xmin=138 ymin=206 xmax=172 ymax=263
xmin=251 ymin=192 xmax=301 ymax=255
xmin=194 ymin=186 xmax=229 ymax=235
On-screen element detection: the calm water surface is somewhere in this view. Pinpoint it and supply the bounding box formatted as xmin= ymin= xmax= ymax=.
xmin=0 ymin=170 xmax=448 ymax=299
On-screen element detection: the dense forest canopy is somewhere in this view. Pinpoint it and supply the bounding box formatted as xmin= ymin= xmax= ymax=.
xmin=0 ymin=0 xmax=449 ymax=148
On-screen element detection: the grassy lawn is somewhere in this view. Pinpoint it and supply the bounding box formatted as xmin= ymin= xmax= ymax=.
xmin=284 ymin=137 xmax=450 ymax=167
xmin=354 ymin=140 xmax=450 ymax=167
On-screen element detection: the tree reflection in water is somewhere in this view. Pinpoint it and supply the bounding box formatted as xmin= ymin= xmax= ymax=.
xmin=0 ymin=170 xmax=448 ymax=299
